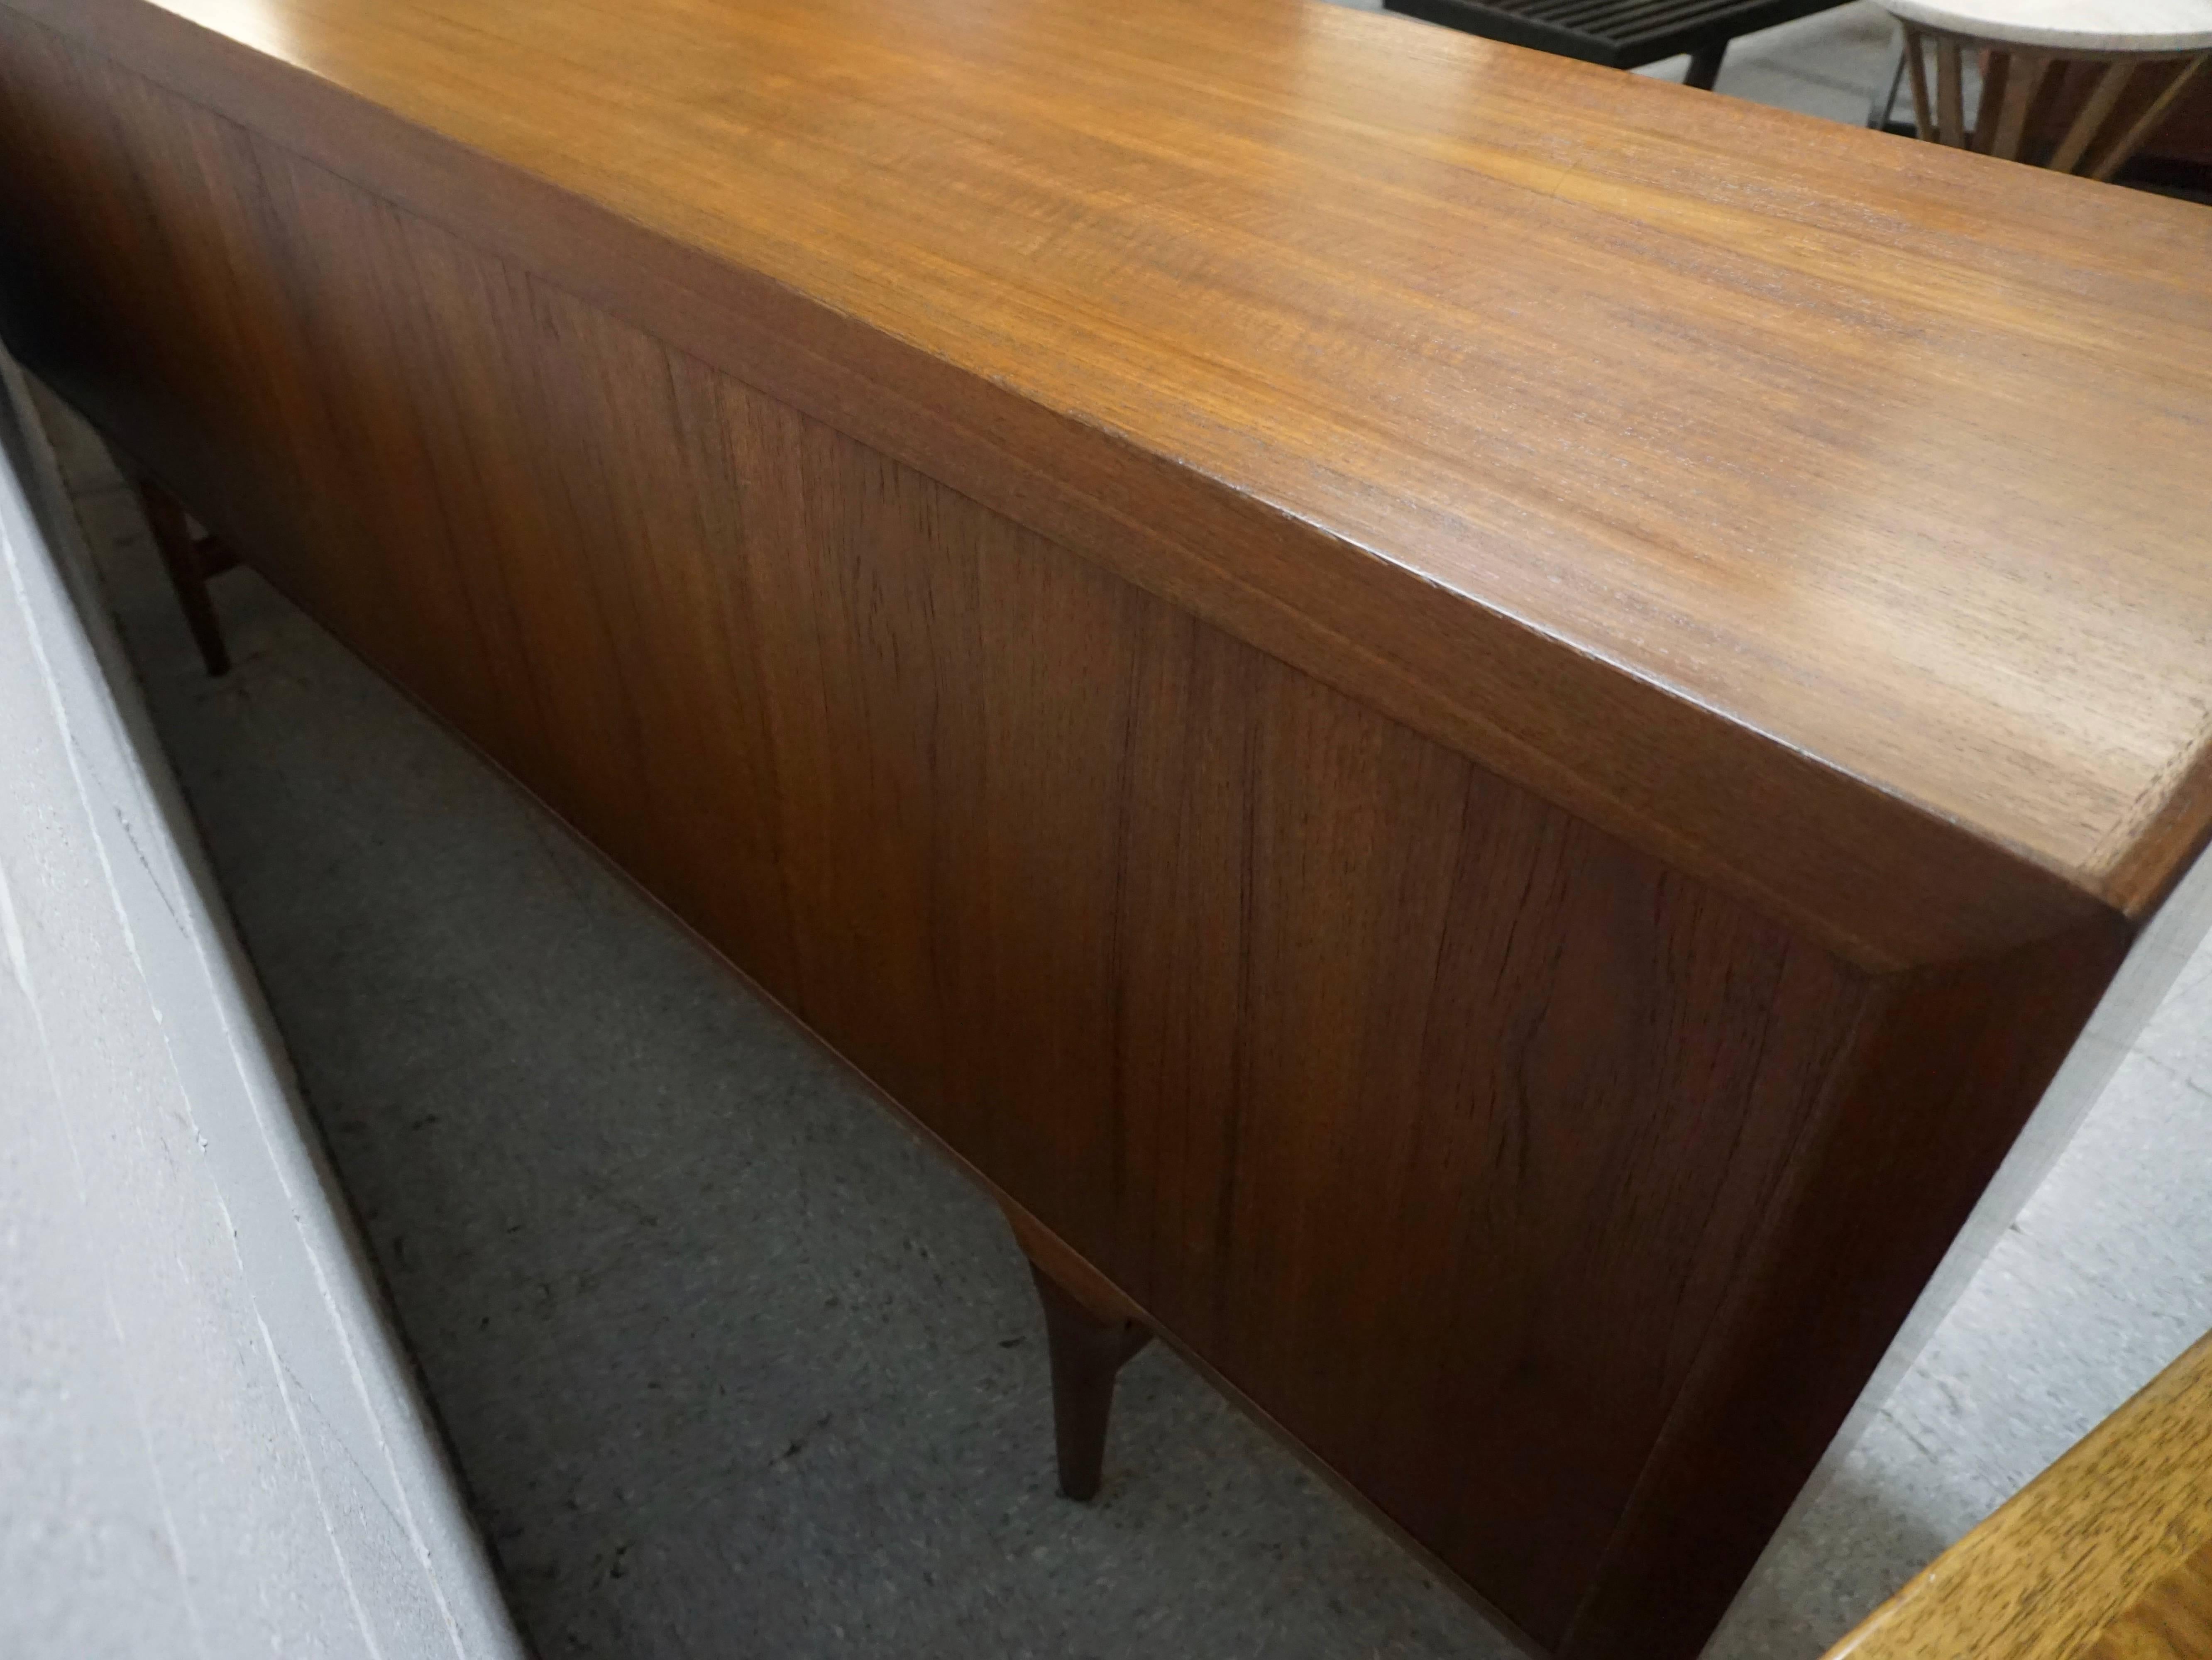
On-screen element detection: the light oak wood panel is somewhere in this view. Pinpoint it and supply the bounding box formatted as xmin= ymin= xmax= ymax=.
xmin=12 ymin=0 xmax=2212 ymax=969
xmin=0 ymin=7 xmax=2151 ymax=1658
xmin=1828 ymin=1331 xmax=2212 ymax=1660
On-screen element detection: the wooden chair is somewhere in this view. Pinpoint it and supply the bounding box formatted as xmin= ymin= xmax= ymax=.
xmin=1882 ymin=0 xmax=2212 ymax=176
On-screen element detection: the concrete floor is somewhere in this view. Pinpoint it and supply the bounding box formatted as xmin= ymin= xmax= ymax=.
xmin=1631 ymin=2 xmax=1910 ymax=123
xmin=28 ymin=37 xmax=2212 ymax=1652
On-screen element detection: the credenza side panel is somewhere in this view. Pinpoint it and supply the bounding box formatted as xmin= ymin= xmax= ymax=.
xmin=0 ymin=20 xmax=2124 ymax=1655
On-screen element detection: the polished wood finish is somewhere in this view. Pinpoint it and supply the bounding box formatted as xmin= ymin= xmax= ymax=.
xmin=0 ymin=2 xmax=2203 ymax=1657
xmin=1827 ymin=1330 xmax=2212 ymax=1660
xmin=5 ymin=0 xmax=2210 ymax=967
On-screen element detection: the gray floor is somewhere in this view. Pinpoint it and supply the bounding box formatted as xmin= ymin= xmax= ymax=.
xmin=1632 ymin=2 xmax=1909 ymax=124
xmin=28 ymin=38 xmax=2212 ymax=1650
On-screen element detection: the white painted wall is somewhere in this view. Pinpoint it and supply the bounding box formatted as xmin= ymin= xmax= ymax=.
xmin=0 ymin=358 xmax=526 ymax=1660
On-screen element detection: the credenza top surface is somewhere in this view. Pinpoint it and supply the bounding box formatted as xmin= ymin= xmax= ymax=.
xmin=25 ymin=0 xmax=2212 ymax=935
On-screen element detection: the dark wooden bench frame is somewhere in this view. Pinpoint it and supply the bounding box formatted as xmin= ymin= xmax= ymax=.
xmin=1386 ymin=0 xmax=1853 ymax=88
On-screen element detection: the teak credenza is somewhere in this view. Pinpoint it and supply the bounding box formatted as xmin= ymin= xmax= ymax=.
xmin=3 ymin=0 xmax=2209 ymax=1654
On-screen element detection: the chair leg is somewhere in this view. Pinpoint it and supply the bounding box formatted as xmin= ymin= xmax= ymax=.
xmin=2088 ymin=53 xmax=2209 ymax=181
xmin=1684 ymin=41 xmax=1726 ymax=90
xmin=137 ymin=478 xmax=231 ymax=677
xmin=1870 ymin=31 xmax=1908 ymax=128
xmin=1905 ymin=26 xmax=1934 ymax=139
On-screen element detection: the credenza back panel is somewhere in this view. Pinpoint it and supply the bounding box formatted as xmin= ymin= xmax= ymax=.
xmin=0 ymin=11 xmax=2139 ymax=1655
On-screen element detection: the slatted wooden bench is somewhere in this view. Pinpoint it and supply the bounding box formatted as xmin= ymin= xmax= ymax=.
xmin=1386 ymin=0 xmax=1851 ymax=87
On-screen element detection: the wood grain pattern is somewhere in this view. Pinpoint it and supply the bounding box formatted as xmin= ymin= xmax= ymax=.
xmin=9 ymin=0 xmax=2212 ymax=970
xmin=0 ymin=4 xmax=2180 ymax=1657
xmin=1828 ymin=1331 xmax=2212 ymax=1660
xmin=2089 ymin=1541 xmax=2212 ymax=1660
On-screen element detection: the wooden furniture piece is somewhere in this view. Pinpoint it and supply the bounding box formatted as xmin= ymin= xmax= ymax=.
xmin=2124 ymin=55 xmax=2212 ymax=169
xmin=1883 ymin=0 xmax=2212 ymax=173
xmin=130 ymin=473 xmax=237 ymax=675
xmin=1013 ymin=1213 xmax=1157 ymax=1503
xmin=1386 ymin=0 xmax=1847 ymax=88
xmin=1 ymin=2 xmax=2208 ymax=1656
xmin=1825 ymin=1330 xmax=2212 ymax=1659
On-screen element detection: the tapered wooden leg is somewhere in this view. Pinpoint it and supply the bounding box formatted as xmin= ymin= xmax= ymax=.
xmin=1684 ymin=42 xmax=1726 ymax=90
xmin=1002 ymin=1206 xmax=1151 ymax=1501
xmin=1027 ymin=1261 xmax=1150 ymax=1500
xmin=136 ymin=477 xmax=234 ymax=676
